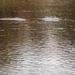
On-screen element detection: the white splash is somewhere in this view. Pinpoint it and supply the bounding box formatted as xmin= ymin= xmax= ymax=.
xmin=0 ymin=17 xmax=26 ymax=21
xmin=39 ymin=16 xmax=61 ymax=22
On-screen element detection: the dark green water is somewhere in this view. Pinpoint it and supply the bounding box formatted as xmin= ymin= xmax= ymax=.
xmin=0 ymin=0 xmax=75 ymax=75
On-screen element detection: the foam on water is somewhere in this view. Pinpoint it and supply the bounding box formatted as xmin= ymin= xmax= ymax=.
xmin=38 ymin=16 xmax=61 ymax=22
xmin=38 ymin=16 xmax=75 ymax=22
xmin=0 ymin=17 xmax=26 ymax=21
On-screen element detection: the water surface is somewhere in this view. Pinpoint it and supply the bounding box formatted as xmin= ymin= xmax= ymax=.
xmin=0 ymin=0 xmax=75 ymax=75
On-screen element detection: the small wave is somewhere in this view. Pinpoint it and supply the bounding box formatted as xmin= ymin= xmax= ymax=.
xmin=0 ymin=17 xmax=26 ymax=21
xmin=38 ymin=16 xmax=61 ymax=22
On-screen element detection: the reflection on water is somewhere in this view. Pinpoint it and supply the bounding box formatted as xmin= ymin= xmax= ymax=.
xmin=0 ymin=0 xmax=75 ymax=75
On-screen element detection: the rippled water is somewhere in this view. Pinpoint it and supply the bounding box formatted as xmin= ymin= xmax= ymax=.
xmin=0 ymin=0 xmax=75 ymax=75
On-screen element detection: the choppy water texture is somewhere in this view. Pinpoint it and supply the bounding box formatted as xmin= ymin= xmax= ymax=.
xmin=0 ymin=0 xmax=75 ymax=75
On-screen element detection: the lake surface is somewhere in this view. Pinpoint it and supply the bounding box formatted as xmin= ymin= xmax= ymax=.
xmin=0 ymin=0 xmax=75 ymax=75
